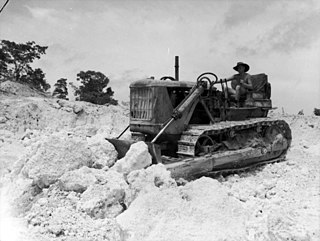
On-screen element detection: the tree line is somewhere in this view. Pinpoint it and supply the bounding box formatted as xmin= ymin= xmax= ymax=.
xmin=0 ymin=39 xmax=117 ymax=105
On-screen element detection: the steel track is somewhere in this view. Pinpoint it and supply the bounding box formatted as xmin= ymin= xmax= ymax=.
xmin=162 ymin=117 xmax=291 ymax=179
xmin=176 ymin=117 xmax=292 ymax=156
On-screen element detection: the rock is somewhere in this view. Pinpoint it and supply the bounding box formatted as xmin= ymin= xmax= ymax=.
xmin=21 ymin=129 xmax=34 ymax=140
xmin=73 ymin=104 xmax=83 ymax=114
xmin=111 ymin=141 xmax=152 ymax=174
xmin=50 ymin=101 xmax=61 ymax=109
xmin=87 ymin=133 xmax=118 ymax=169
xmin=37 ymin=197 xmax=49 ymax=206
xmin=58 ymin=166 xmax=98 ymax=192
xmin=21 ymin=132 xmax=93 ymax=188
xmin=77 ymin=170 xmax=128 ymax=219
xmin=58 ymin=166 xmax=114 ymax=192
xmin=117 ymin=177 xmax=247 ymax=241
xmin=56 ymin=99 xmax=84 ymax=114
xmin=89 ymin=167 xmax=118 ymax=185
xmin=61 ymin=107 xmax=73 ymax=112
xmin=0 ymin=116 xmax=7 ymax=123
xmin=6 ymin=177 xmax=41 ymax=215
xmin=57 ymin=99 xmax=73 ymax=108
xmin=126 ymin=164 xmax=176 ymax=202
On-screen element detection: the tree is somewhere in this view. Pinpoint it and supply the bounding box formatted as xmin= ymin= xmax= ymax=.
xmin=74 ymin=70 xmax=118 ymax=105
xmin=52 ymin=78 xmax=68 ymax=99
xmin=0 ymin=40 xmax=50 ymax=90
xmin=20 ymin=68 xmax=50 ymax=91
xmin=0 ymin=48 xmax=9 ymax=81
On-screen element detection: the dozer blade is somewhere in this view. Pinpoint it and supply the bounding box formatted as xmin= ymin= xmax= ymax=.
xmin=105 ymin=138 xmax=135 ymax=159
xmin=106 ymin=138 xmax=162 ymax=163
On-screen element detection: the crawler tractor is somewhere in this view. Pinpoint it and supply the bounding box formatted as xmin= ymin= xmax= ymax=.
xmin=108 ymin=57 xmax=292 ymax=179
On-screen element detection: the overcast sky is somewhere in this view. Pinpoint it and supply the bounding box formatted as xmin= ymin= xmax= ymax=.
xmin=1 ymin=0 xmax=319 ymax=114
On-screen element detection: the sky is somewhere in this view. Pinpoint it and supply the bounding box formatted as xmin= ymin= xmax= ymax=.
xmin=0 ymin=0 xmax=319 ymax=114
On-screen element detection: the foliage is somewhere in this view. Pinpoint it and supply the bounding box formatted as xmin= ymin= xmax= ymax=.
xmin=73 ymin=70 xmax=118 ymax=105
xmin=0 ymin=39 xmax=50 ymax=91
xmin=0 ymin=48 xmax=9 ymax=80
xmin=52 ymin=78 xmax=68 ymax=99
xmin=20 ymin=68 xmax=51 ymax=91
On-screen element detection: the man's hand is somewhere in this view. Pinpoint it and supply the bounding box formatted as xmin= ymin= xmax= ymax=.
xmin=240 ymin=79 xmax=245 ymax=84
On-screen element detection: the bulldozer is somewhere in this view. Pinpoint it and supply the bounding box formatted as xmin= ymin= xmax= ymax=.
xmin=108 ymin=57 xmax=292 ymax=179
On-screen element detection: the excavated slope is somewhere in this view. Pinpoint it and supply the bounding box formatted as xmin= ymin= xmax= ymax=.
xmin=0 ymin=81 xmax=319 ymax=241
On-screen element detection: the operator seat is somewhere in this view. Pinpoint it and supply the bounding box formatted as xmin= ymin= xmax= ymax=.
xmin=247 ymin=73 xmax=270 ymax=99
xmin=244 ymin=73 xmax=272 ymax=109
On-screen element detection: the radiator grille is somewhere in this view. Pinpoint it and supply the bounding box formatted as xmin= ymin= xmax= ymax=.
xmin=130 ymin=87 xmax=154 ymax=120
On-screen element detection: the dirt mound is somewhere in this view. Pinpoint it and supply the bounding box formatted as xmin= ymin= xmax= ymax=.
xmin=0 ymin=94 xmax=129 ymax=136
xmin=117 ymin=177 xmax=248 ymax=241
xmin=0 ymin=80 xmax=50 ymax=97
xmin=21 ymin=132 xmax=94 ymax=188
xmin=24 ymin=184 xmax=122 ymax=241
xmin=0 ymin=93 xmax=319 ymax=241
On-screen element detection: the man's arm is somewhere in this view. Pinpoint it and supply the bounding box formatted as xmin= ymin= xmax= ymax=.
xmin=240 ymin=75 xmax=253 ymax=90
xmin=225 ymin=75 xmax=235 ymax=81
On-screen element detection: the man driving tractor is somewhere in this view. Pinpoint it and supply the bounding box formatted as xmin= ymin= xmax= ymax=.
xmin=226 ymin=62 xmax=253 ymax=106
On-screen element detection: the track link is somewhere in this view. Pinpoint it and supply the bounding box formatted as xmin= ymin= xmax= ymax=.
xmin=163 ymin=118 xmax=291 ymax=180
xmin=177 ymin=117 xmax=291 ymax=156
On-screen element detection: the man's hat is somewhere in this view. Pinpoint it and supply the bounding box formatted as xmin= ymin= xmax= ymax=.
xmin=233 ymin=62 xmax=250 ymax=72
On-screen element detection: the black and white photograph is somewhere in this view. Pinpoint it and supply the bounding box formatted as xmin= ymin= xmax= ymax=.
xmin=0 ymin=0 xmax=319 ymax=240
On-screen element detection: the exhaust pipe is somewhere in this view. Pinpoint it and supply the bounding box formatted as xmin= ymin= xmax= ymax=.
xmin=175 ymin=56 xmax=179 ymax=81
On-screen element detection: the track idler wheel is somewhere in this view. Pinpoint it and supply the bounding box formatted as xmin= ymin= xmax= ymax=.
xmin=195 ymin=135 xmax=220 ymax=156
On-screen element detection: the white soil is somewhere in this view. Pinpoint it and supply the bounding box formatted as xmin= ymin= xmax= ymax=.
xmin=0 ymin=81 xmax=319 ymax=241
